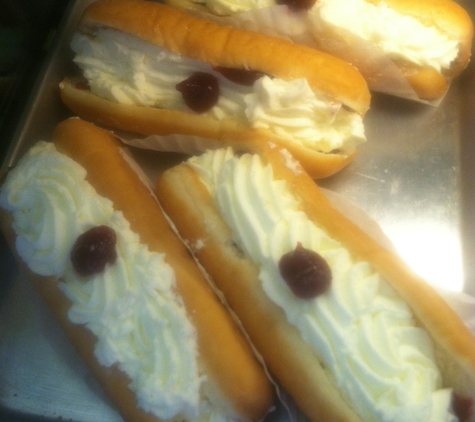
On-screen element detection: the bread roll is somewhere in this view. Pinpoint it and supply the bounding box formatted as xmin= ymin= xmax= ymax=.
xmin=0 ymin=118 xmax=274 ymax=422
xmin=155 ymin=130 xmax=475 ymax=422
xmin=60 ymin=0 xmax=371 ymax=179
xmin=165 ymin=0 xmax=474 ymax=101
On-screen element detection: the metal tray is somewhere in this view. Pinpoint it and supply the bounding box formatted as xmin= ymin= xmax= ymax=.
xmin=1 ymin=0 xmax=475 ymax=420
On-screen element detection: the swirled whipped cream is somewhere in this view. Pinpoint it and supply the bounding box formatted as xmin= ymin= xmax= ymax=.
xmin=71 ymin=28 xmax=365 ymax=153
xmin=188 ymin=147 xmax=457 ymax=422
xmin=314 ymin=0 xmax=459 ymax=72
xmin=188 ymin=0 xmax=459 ymax=72
xmin=0 ymin=141 xmax=228 ymax=422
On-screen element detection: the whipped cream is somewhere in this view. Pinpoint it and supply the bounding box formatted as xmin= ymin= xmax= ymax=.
xmin=188 ymin=148 xmax=457 ymax=422
xmin=0 ymin=142 xmax=227 ymax=422
xmin=315 ymin=0 xmax=459 ymax=72
xmin=246 ymin=77 xmax=364 ymax=153
xmin=196 ymin=0 xmax=273 ymax=15
xmin=187 ymin=0 xmax=459 ymax=72
xmin=71 ymin=28 xmax=365 ymax=153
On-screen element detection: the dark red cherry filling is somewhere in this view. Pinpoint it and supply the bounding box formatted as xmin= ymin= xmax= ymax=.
xmin=276 ymin=0 xmax=317 ymax=11
xmin=213 ymin=66 xmax=265 ymax=86
xmin=75 ymin=80 xmax=90 ymax=91
xmin=279 ymin=242 xmax=332 ymax=299
xmin=71 ymin=225 xmax=117 ymax=277
xmin=453 ymin=394 xmax=474 ymax=422
xmin=176 ymin=72 xmax=220 ymax=113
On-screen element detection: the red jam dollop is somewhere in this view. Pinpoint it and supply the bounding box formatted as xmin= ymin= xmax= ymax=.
xmin=176 ymin=72 xmax=220 ymax=113
xmin=75 ymin=80 xmax=90 ymax=91
xmin=279 ymin=242 xmax=332 ymax=299
xmin=276 ymin=0 xmax=317 ymax=11
xmin=453 ymin=394 xmax=474 ymax=422
xmin=213 ymin=66 xmax=265 ymax=86
xmin=71 ymin=225 xmax=117 ymax=277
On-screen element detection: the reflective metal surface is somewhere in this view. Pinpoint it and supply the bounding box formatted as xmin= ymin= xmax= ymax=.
xmin=321 ymin=89 xmax=465 ymax=292
xmin=1 ymin=0 xmax=475 ymax=420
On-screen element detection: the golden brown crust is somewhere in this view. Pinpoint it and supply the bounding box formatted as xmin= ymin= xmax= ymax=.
xmin=78 ymin=0 xmax=370 ymax=114
xmin=253 ymin=138 xmax=475 ymax=399
xmin=53 ymin=118 xmax=274 ymax=421
xmin=165 ymin=0 xmax=473 ymax=100
xmin=155 ymin=133 xmax=475 ymax=421
xmin=155 ymin=165 xmax=363 ymax=422
xmin=1 ymin=119 xmax=274 ymax=422
xmin=396 ymin=62 xmax=449 ymax=101
xmin=368 ymin=0 xmax=474 ymax=79
xmin=0 ymin=209 xmax=157 ymax=422
xmin=59 ymin=79 xmax=244 ymax=141
xmin=252 ymin=129 xmax=357 ymax=179
xmin=59 ymin=79 xmax=356 ymax=179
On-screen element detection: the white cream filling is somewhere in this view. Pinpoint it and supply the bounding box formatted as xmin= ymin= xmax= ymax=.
xmin=188 ymin=147 xmax=457 ymax=422
xmin=314 ymin=0 xmax=459 ymax=72
xmin=188 ymin=0 xmax=459 ymax=72
xmin=71 ymin=28 xmax=365 ymax=153
xmin=0 ymin=142 xmax=230 ymax=422
xmin=195 ymin=0 xmax=274 ymax=15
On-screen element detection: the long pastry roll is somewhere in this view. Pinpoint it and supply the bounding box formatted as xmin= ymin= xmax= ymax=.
xmin=166 ymin=0 xmax=474 ymax=101
xmin=59 ymin=0 xmax=371 ymax=179
xmin=0 ymin=118 xmax=274 ymax=422
xmin=155 ymin=130 xmax=475 ymax=422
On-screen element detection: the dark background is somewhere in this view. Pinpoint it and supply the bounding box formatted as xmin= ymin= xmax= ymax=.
xmin=1 ymin=0 xmax=72 ymax=161
xmin=1 ymin=0 xmax=71 ymax=286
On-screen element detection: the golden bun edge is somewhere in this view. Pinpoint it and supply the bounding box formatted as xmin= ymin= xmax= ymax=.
xmin=375 ymin=0 xmax=473 ymax=99
xmin=1 ymin=118 xmax=275 ymax=422
xmin=378 ymin=0 xmax=474 ymax=78
xmin=255 ymin=134 xmax=475 ymax=400
xmin=53 ymin=118 xmax=276 ymax=422
xmin=0 ymin=211 xmax=158 ymax=422
xmin=155 ymin=131 xmax=475 ymax=421
xmin=163 ymin=0 xmax=473 ymax=101
xmin=154 ymin=161 xmax=365 ymax=422
xmin=78 ymin=0 xmax=370 ymax=115
xmin=59 ymin=78 xmax=357 ymax=179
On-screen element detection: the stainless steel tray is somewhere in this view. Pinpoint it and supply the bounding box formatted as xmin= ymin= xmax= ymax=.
xmin=1 ymin=0 xmax=475 ymax=420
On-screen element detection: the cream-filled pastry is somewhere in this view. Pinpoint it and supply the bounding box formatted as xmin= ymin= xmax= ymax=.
xmin=70 ymin=28 xmax=365 ymax=155
xmin=0 ymin=118 xmax=274 ymax=422
xmin=155 ymin=133 xmax=475 ymax=422
xmin=169 ymin=0 xmax=473 ymax=101
xmin=60 ymin=0 xmax=371 ymax=179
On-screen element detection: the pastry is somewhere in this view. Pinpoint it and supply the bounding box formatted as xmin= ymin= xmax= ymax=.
xmin=155 ymin=131 xmax=475 ymax=422
xmin=59 ymin=0 xmax=371 ymax=179
xmin=0 ymin=118 xmax=274 ymax=422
